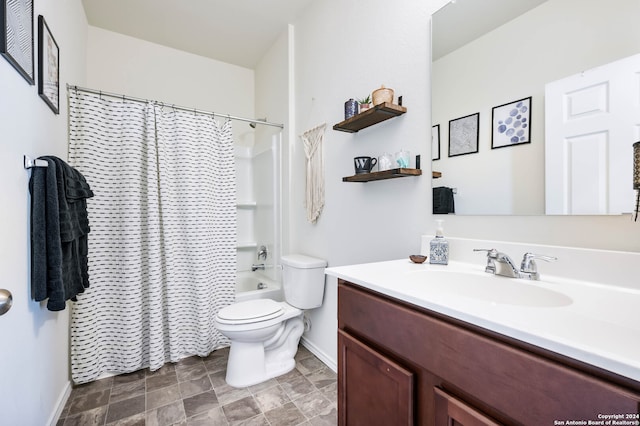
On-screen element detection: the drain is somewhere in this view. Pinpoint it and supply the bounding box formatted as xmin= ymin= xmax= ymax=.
xmin=257 ymin=282 xmax=267 ymax=290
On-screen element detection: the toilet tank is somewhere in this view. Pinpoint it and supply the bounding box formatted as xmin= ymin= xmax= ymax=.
xmin=281 ymin=254 xmax=327 ymax=309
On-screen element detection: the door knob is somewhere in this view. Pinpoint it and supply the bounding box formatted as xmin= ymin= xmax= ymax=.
xmin=0 ymin=289 xmax=13 ymax=316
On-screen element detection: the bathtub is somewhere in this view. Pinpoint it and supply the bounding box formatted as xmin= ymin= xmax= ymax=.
xmin=235 ymin=271 xmax=283 ymax=302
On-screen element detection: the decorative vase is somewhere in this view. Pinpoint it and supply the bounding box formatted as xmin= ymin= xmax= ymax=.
xmin=344 ymin=98 xmax=358 ymax=120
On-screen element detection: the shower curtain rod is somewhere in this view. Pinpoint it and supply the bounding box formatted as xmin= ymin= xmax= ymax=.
xmin=67 ymin=84 xmax=284 ymax=129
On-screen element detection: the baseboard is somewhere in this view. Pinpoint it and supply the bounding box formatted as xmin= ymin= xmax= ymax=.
xmin=300 ymin=336 xmax=337 ymax=373
xmin=48 ymin=380 xmax=72 ymax=426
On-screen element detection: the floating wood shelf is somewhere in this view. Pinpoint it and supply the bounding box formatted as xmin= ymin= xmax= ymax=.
xmin=432 ymin=171 xmax=442 ymax=178
xmin=333 ymin=102 xmax=407 ymax=133
xmin=342 ymin=168 xmax=422 ymax=182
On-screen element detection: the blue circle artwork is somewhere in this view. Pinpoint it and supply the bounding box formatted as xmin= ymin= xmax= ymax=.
xmin=495 ymin=99 xmax=530 ymax=146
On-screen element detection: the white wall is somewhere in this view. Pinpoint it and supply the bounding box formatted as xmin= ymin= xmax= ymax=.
xmin=0 ymin=1 xmax=88 ymax=424
xmin=290 ymin=0 xmax=434 ymax=365
xmin=86 ymin=26 xmax=256 ymax=147
xmin=433 ymin=0 xmax=640 ymax=215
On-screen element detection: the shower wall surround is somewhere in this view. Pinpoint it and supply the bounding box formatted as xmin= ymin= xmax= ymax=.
xmin=235 ymin=131 xmax=282 ymax=279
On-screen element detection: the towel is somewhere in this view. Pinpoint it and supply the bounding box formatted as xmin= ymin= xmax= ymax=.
xmin=29 ymin=156 xmax=94 ymax=311
xmin=433 ymin=186 xmax=455 ymax=214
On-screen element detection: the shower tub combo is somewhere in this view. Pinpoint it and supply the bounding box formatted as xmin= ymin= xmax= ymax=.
xmin=235 ymin=271 xmax=283 ymax=302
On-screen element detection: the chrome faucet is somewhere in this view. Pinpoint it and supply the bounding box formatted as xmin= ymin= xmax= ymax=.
xmin=474 ymin=249 xmax=557 ymax=280
xmin=251 ymin=263 xmax=265 ymax=272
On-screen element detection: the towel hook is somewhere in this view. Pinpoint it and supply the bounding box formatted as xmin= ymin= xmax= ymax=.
xmin=24 ymin=155 xmax=48 ymax=169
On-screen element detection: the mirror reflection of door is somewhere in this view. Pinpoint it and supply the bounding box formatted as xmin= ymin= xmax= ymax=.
xmin=545 ymin=53 xmax=640 ymax=215
xmin=432 ymin=0 xmax=640 ymax=215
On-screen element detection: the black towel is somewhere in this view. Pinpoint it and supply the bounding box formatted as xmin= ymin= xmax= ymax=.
xmin=433 ymin=186 xmax=455 ymax=214
xmin=29 ymin=156 xmax=94 ymax=311
xmin=29 ymin=162 xmax=63 ymax=304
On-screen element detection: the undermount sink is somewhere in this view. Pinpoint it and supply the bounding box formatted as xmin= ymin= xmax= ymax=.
xmin=405 ymin=269 xmax=573 ymax=307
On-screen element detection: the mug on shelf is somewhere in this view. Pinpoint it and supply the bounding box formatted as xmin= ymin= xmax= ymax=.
xmin=354 ymin=156 xmax=378 ymax=174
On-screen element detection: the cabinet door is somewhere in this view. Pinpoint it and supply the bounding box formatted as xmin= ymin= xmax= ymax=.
xmin=434 ymin=387 xmax=501 ymax=426
xmin=338 ymin=329 xmax=414 ymax=426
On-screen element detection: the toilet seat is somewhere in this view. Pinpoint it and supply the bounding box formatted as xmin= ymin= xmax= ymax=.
xmin=216 ymin=299 xmax=283 ymax=325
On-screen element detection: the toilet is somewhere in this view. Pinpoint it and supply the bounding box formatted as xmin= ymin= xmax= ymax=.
xmin=214 ymin=254 xmax=327 ymax=388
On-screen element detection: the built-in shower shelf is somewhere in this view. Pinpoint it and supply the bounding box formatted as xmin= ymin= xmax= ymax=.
xmin=236 ymin=201 xmax=257 ymax=209
xmin=237 ymin=242 xmax=258 ymax=249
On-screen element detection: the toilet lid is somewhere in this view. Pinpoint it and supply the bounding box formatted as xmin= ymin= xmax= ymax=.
xmin=216 ymin=299 xmax=283 ymax=325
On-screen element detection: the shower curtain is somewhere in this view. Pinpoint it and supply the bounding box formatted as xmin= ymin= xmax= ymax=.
xmin=67 ymin=90 xmax=237 ymax=384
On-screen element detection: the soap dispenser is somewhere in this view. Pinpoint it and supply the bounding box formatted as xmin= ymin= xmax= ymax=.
xmin=429 ymin=220 xmax=449 ymax=265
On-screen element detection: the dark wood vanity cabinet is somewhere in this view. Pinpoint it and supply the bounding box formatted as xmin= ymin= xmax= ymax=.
xmin=337 ymin=280 xmax=640 ymax=426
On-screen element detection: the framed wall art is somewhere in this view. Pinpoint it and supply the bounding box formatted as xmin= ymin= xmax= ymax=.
xmin=0 ymin=0 xmax=34 ymax=84
xmin=491 ymin=96 xmax=531 ymax=149
xmin=432 ymin=124 xmax=440 ymax=160
xmin=38 ymin=15 xmax=59 ymax=114
xmin=448 ymin=112 xmax=479 ymax=157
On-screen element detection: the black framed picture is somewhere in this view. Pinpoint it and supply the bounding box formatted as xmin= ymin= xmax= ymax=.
xmin=432 ymin=124 xmax=440 ymax=161
xmin=491 ymin=96 xmax=531 ymax=149
xmin=0 ymin=0 xmax=34 ymax=84
xmin=38 ymin=15 xmax=58 ymax=114
xmin=448 ymin=113 xmax=479 ymax=157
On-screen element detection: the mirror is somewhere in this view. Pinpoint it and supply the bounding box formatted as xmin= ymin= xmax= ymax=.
xmin=431 ymin=0 xmax=640 ymax=215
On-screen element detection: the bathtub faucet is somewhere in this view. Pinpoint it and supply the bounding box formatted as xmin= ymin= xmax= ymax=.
xmin=251 ymin=263 xmax=265 ymax=272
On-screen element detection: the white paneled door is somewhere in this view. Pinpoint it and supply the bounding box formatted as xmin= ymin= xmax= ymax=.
xmin=545 ymin=53 xmax=640 ymax=215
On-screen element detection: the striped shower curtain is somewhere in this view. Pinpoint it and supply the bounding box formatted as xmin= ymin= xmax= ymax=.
xmin=67 ymin=89 xmax=237 ymax=384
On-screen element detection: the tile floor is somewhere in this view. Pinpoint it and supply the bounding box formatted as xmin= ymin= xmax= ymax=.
xmin=57 ymin=344 xmax=337 ymax=426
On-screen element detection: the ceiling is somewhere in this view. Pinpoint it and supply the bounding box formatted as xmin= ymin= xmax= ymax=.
xmin=432 ymin=0 xmax=548 ymax=60
xmin=81 ymin=0 xmax=314 ymax=69
xmin=83 ymin=0 xmax=549 ymax=70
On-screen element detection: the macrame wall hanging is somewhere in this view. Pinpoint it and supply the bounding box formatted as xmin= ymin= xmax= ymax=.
xmin=301 ymin=123 xmax=327 ymax=224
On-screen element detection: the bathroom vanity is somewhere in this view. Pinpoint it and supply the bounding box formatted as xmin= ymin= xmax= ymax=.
xmin=327 ymin=257 xmax=640 ymax=425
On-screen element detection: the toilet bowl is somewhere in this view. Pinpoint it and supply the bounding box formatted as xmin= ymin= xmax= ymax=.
xmin=214 ymin=254 xmax=327 ymax=388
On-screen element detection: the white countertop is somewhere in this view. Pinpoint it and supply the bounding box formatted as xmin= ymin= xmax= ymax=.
xmin=326 ymin=259 xmax=640 ymax=382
